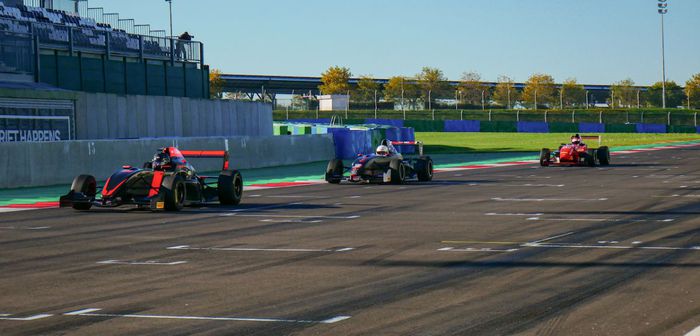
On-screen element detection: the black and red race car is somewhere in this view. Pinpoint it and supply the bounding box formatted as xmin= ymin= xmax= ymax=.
xmin=60 ymin=147 xmax=243 ymax=211
xmin=540 ymin=135 xmax=610 ymax=167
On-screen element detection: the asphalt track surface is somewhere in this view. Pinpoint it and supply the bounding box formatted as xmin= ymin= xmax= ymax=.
xmin=1 ymin=147 xmax=699 ymax=336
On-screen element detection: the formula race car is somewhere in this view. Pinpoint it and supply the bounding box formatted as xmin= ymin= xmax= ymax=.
xmin=540 ymin=135 xmax=610 ymax=167
xmin=325 ymin=140 xmax=434 ymax=184
xmin=60 ymin=147 xmax=243 ymax=211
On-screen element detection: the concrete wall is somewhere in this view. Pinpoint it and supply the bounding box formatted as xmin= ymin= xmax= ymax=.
xmin=74 ymin=93 xmax=273 ymax=139
xmin=0 ymin=134 xmax=334 ymax=188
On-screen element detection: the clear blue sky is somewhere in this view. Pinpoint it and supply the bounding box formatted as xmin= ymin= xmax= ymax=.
xmin=88 ymin=0 xmax=700 ymax=85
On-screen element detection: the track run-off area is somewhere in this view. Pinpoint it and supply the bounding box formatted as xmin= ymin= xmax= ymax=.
xmin=1 ymin=142 xmax=700 ymax=335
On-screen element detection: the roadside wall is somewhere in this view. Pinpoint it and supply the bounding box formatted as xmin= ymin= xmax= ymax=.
xmin=74 ymin=93 xmax=272 ymax=139
xmin=0 ymin=134 xmax=334 ymax=188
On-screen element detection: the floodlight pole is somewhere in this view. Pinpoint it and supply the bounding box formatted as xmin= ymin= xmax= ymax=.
xmin=166 ymin=0 xmax=173 ymax=38
xmin=659 ymin=1 xmax=668 ymax=109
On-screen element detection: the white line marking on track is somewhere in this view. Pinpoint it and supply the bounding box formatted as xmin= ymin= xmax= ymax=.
xmin=0 ymin=314 xmax=53 ymax=321
xmin=0 ymin=208 xmax=35 ymax=213
xmin=0 ymin=226 xmax=51 ymax=230
xmin=63 ymin=308 xmax=351 ymax=324
xmin=485 ymin=213 xmax=544 ymax=216
xmin=97 ymin=260 xmax=187 ymax=266
xmin=230 ymin=202 xmax=305 ymax=213
xmin=438 ymin=247 xmax=519 ymax=253
xmin=503 ymin=184 xmax=565 ymax=187
xmin=223 ymin=214 xmax=360 ymax=219
xmin=527 ymin=232 xmax=577 ymax=245
xmin=527 ymin=244 xmax=700 ymax=251
xmin=492 ymin=197 xmax=608 ymax=202
xmin=685 ymin=325 xmax=700 ymax=336
xmin=524 ymin=217 xmax=675 ymax=223
xmin=259 ymin=219 xmax=323 ymax=223
xmin=167 ymin=245 xmax=354 ymax=253
xmin=64 ymin=308 xmax=102 ymax=315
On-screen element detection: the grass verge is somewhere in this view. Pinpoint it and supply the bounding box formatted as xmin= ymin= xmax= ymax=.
xmin=416 ymin=132 xmax=700 ymax=153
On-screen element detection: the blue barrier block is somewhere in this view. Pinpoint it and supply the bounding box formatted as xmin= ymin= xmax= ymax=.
xmin=288 ymin=118 xmax=331 ymax=124
xmin=698 ymin=126 xmax=700 ymax=133
xmin=517 ymin=121 xmax=549 ymax=133
xmin=365 ymin=119 xmax=404 ymax=127
xmin=444 ymin=120 xmax=480 ymax=132
xmin=636 ymin=123 xmax=667 ymax=133
xmin=329 ymin=128 xmax=370 ymax=159
xmin=579 ymin=122 xmax=605 ymax=133
xmin=399 ymin=127 xmax=416 ymax=154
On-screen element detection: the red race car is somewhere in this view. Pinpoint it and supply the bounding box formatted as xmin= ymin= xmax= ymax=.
xmin=540 ymin=134 xmax=610 ymax=167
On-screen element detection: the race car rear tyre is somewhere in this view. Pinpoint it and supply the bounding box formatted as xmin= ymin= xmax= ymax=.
xmin=325 ymin=159 xmax=344 ymax=184
xmin=389 ymin=159 xmax=406 ymax=184
xmin=162 ymin=175 xmax=186 ymax=211
xmin=597 ymin=146 xmax=610 ymax=166
xmin=218 ymin=170 xmax=243 ymax=205
xmin=416 ymin=156 xmax=433 ymax=181
xmin=70 ymin=174 xmax=97 ymax=210
xmin=539 ymin=148 xmax=551 ymax=167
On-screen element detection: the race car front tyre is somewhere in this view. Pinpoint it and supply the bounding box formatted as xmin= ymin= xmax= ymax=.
xmin=539 ymin=148 xmax=551 ymax=167
xmin=584 ymin=150 xmax=596 ymax=167
xmin=162 ymin=175 xmax=186 ymax=211
xmin=416 ymin=156 xmax=433 ymax=181
xmin=218 ymin=170 xmax=243 ymax=205
xmin=597 ymin=146 xmax=610 ymax=165
xmin=70 ymin=174 xmax=97 ymax=210
xmin=389 ymin=159 xmax=406 ymax=184
xmin=325 ymin=159 xmax=344 ymax=184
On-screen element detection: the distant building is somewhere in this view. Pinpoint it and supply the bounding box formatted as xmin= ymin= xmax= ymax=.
xmin=318 ymin=95 xmax=349 ymax=111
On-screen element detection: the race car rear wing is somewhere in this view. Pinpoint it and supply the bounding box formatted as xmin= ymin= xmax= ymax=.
xmin=388 ymin=141 xmax=424 ymax=156
xmin=581 ymin=135 xmax=602 ymax=145
xmin=180 ymin=150 xmax=230 ymax=170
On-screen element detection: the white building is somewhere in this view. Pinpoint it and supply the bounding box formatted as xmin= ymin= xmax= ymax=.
xmin=318 ymin=95 xmax=349 ymax=111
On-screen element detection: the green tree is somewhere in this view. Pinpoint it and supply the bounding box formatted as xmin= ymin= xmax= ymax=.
xmin=647 ymin=81 xmax=685 ymax=108
xmin=319 ymin=66 xmax=352 ymax=95
xmin=560 ymin=78 xmax=586 ymax=108
xmin=353 ymin=75 xmax=380 ymax=103
xmin=522 ymin=74 xmax=556 ymax=108
xmin=384 ymin=76 xmax=420 ymax=109
xmin=417 ymin=67 xmax=450 ymax=109
xmin=685 ymin=73 xmax=700 ymax=109
xmin=610 ymin=78 xmax=639 ymax=108
xmin=492 ymin=75 xmax=519 ymax=108
xmin=209 ymin=69 xmax=224 ymax=99
xmin=458 ymin=71 xmax=490 ymax=107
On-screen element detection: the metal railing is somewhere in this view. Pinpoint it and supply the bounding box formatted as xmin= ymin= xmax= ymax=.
xmin=0 ymin=16 xmax=203 ymax=65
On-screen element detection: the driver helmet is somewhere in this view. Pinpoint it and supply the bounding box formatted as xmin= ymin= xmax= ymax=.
xmin=376 ymin=145 xmax=390 ymax=156
xmin=152 ymin=152 xmax=171 ymax=168
xmin=571 ymin=134 xmax=582 ymax=145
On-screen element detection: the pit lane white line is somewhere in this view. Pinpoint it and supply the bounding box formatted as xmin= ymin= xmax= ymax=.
xmin=63 ymin=308 xmax=351 ymax=324
xmin=0 ymin=314 xmax=53 ymax=321
xmin=485 ymin=213 xmax=544 ymax=216
xmin=97 ymin=260 xmax=187 ymax=266
xmin=525 ymin=243 xmax=700 ymax=251
xmin=492 ymin=197 xmax=608 ymax=202
xmin=167 ymin=245 xmax=355 ymax=253
xmin=0 ymin=226 xmax=51 ymax=230
xmin=502 ymin=184 xmax=565 ymax=187
xmin=528 ymin=232 xmax=577 ymax=244
xmin=222 ymin=214 xmax=360 ymax=219
xmin=525 ymin=217 xmax=675 ymax=223
xmin=438 ymin=247 xmax=519 ymax=253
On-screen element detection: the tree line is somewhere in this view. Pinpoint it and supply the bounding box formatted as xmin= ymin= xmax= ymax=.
xmin=317 ymin=66 xmax=700 ymax=110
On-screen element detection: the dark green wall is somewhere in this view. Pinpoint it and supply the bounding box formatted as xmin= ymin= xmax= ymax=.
xmin=38 ymin=53 xmax=208 ymax=98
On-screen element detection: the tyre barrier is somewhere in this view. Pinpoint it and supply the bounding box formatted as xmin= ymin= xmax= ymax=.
xmin=517 ymin=121 xmax=549 ymax=133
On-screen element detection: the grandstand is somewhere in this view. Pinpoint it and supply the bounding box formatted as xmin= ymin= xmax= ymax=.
xmin=0 ymin=0 xmax=209 ymax=98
